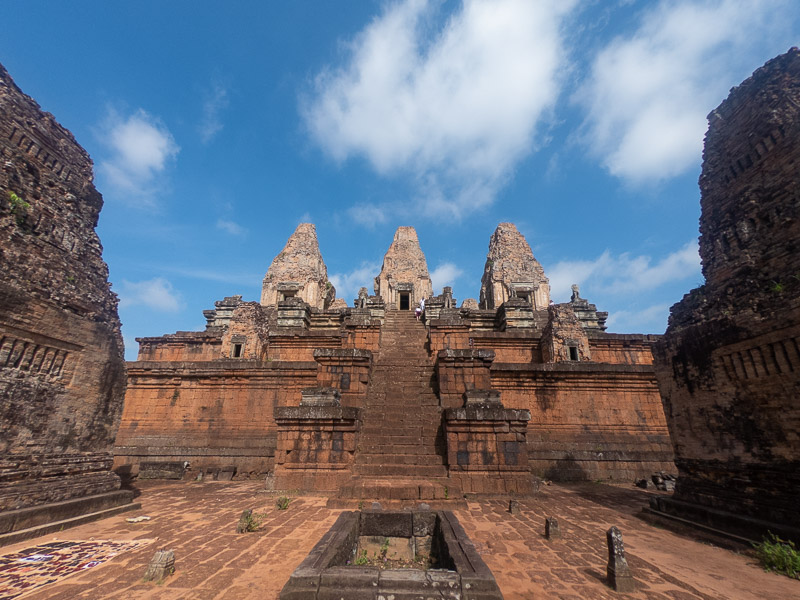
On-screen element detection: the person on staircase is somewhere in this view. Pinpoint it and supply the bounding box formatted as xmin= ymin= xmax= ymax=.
xmin=415 ymin=297 xmax=425 ymax=320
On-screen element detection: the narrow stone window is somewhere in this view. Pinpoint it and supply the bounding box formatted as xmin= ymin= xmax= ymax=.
xmin=569 ymin=346 xmax=579 ymax=361
xmin=231 ymin=343 xmax=243 ymax=358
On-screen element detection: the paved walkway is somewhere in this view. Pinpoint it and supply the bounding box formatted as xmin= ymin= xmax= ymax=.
xmin=1 ymin=481 xmax=796 ymax=599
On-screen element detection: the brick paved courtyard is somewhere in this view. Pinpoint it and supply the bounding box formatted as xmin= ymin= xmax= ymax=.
xmin=1 ymin=481 xmax=796 ymax=599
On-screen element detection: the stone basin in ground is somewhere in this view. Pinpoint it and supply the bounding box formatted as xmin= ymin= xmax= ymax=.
xmin=280 ymin=508 xmax=503 ymax=599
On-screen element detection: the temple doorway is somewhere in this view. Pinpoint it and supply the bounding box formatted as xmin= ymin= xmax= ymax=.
xmin=399 ymin=292 xmax=410 ymax=310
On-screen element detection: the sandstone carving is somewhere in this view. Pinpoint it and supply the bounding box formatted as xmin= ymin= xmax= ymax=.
xmin=261 ymin=223 xmax=335 ymax=309
xmin=652 ymin=48 xmax=800 ymax=542
xmin=374 ymin=226 xmax=433 ymax=310
xmin=479 ymin=223 xmax=550 ymax=309
xmin=0 ymin=62 xmax=132 ymax=531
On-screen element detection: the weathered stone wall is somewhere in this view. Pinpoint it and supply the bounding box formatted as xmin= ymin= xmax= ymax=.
xmin=115 ymin=299 xmax=377 ymax=477
xmin=374 ymin=226 xmax=433 ymax=309
xmin=429 ymin=309 xmax=673 ymax=481
xmin=137 ymin=332 xmax=222 ymax=361
xmin=114 ymin=360 xmax=318 ymax=476
xmin=653 ymin=49 xmax=800 ymax=538
xmin=444 ymin=397 xmax=532 ymax=495
xmin=273 ymin=393 xmax=360 ymax=492
xmin=479 ymin=223 xmax=550 ymax=309
xmin=261 ymin=223 xmax=335 ymax=309
xmin=493 ymin=364 xmax=674 ymax=481
xmin=0 ymin=63 xmax=127 ymax=512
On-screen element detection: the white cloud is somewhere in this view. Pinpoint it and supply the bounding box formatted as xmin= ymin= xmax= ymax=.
xmin=118 ymin=277 xmax=182 ymax=312
xmin=159 ymin=266 xmax=261 ymax=287
xmin=216 ymin=218 xmax=247 ymax=236
xmin=199 ymin=82 xmax=229 ymax=143
xmin=329 ymin=261 xmax=381 ymax=304
xmin=577 ymin=0 xmax=793 ymax=184
xmin=348 ymin=204 xmax=388 ymax=228
xmin=548 ymin=240 xmax=700 ymax=301
xmin=99 ymin=109 xmax=179 ymax=197
xmin=430 ymin=262 xmax=463 ymax=294
xmin=605 ymin=303 xmax=672 ymax=333
xmin=304 ymin=0 xmax=576 ymax=218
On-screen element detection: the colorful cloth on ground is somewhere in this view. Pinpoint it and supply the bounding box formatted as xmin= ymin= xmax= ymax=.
xmin=0 ymin=539 xmax=150 ymax=599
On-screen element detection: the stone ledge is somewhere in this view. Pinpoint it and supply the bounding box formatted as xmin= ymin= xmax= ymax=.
xmin=274 ymin=406 xmax=361 ymax=421
xmin=313 ymin=348 xmax=372 ymax=360
xmin=437 ymin=349 xmax=496 ymax=361
xmin=0 ymin=489 xmax=136 ymax=538
xmin=648 ymin=495 xmax=800 ymax=545
xmin=127 ymin=360 xmax=318 ymax=373
xmin=444 ymin=407 xmax=531 ymax=421
xmin=114 ymin=444 xmax=277 ymax=455
xmin=587 ymin=332 xmax=662 ymax=342
xmin=492 ymin=362 xmax=655 ymax=374
xmin=0 ymin=500 xmax=141 ymax=547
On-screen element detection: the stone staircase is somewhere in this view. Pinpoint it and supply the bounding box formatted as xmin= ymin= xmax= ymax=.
xmin=337 ymin=310 xmax=458 ymax=501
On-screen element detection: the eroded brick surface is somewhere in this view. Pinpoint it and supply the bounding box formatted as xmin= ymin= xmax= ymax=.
xmin=374 ymin=226 xmax=433 ymax=309
xmin=0 ymin=63 xmax=125 ymax=512
xmin=653 ymin=48 xmax=800 ymax=536
xmin=479 ymin=223 xmax=550 ymax=310
xmin=261 ymin=223 xmax=335 ymax=309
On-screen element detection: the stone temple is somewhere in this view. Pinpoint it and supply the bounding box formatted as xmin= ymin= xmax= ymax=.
xmin=3 ymin=48 xmax=800 ymax=597
xmin=115 ymin=220 xmax=675 ymax=498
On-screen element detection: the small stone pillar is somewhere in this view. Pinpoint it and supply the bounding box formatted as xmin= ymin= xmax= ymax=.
xmin=606 ymin=526 xmax=635 ymax=593
xmin=497 ymin=296 xmax=536 ymax=329
xmin=276 ymin=297 xmax=311 ymax=328
xmin=143 ymin=549 xmax=175 ymax=582
xmin=273 ymin=387 xmax=361 ymax=492
xmin=436 ymin=349 xmax=495 ymax=408
xmin=312 ymin=348 xmax=372 ymax=402
xmin=508 ymin=500 xmax=520 ymax=515
xmin=545 ymin=517 xmax=561 ymax=539
xmin=444 ymin=390 xmax=532 ymax=495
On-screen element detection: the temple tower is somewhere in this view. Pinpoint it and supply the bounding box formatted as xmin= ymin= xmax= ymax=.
xmin=652 ymin=48 xmax=800 ymax=542
xmin=260 ymin=223 xmax=335 ymax=309
xmin=374 ymin=226 xmax=433 ymax=310
xmin=0 ymin=61 xmax=134 ymax=529
xmin=479 ymin=223 xmax=550 ymax=309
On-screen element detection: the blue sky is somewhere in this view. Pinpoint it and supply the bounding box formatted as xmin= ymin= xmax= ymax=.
xmin=2 ymin=1 xmax=798 ymax=359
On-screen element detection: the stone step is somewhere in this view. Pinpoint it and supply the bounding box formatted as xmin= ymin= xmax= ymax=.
xmin=362 ymin=398 xmax=440 ymax=405
xmin=358 ymin=442 xmax=443 ymax=455
xmin=360 ymin=419 xmax=441 ymax=428
xmin=360 ymin=427 xmax=440 ymax=438
xmin=353 ymin=464 xmax=448 ymax=477
xmin=361 ymin=408 xmax=441 ymax=417
xmin=356 ymin=453 xmax=445 ymax=466
xmin=358 ymin=435 xmax=436 ymax=447
xmin=337 ymin=478 xmax=462 ymax=501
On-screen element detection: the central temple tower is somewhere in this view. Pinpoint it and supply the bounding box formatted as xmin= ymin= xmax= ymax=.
xmin=479 ymin=222 xmax=550 ymax=309
xmin=374 ymin=226 xmax=433 ymax=310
